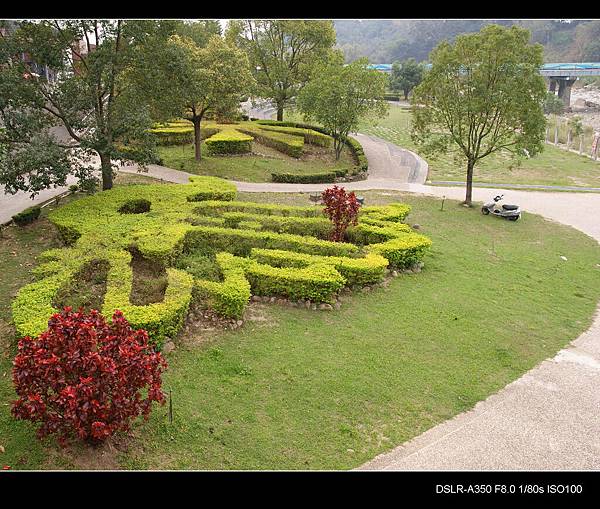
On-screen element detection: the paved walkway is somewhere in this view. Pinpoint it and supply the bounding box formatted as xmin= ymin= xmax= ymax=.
xmin=3 ymin=123 xmax=600 ymax=470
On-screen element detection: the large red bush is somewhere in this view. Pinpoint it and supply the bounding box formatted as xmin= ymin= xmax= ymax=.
xmin=321 ymin=185 xmax=362 ymax=242
xmin=12 ymin=307 xmax=167 ymax=444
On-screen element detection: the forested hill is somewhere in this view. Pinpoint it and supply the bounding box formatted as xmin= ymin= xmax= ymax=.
xmin=334 ymin=20 xmax=600 ymax=63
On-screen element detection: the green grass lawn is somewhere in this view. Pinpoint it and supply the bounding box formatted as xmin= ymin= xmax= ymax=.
xmin=357 ymin=105 xmax=600 ymax=188
xmin=2 ymin=186 xmax=599 ymax=470
xmin=157 ymin=140 xmax=355 ymax=183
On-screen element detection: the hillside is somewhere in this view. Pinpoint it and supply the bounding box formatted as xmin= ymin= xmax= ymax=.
xmin=334 ymin=19 xmax=600 ymax=64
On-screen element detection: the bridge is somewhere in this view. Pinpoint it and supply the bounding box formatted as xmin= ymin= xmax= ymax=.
xmin=369 ymin=62 xmax=600 ymax=107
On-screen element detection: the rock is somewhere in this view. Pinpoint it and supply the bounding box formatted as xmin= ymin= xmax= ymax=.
xmin=412 ymin=224 xmax=421 ymax=230
xmin=276 ymin=298 xmax=287 ymax=306
xmin=236 ymin=320 xmax=243 ymax=327
xmin=334 ymin=301 xmax=342 ymax=310
xmin=162 ymin=342 xmax=175 ymax=354
xmin=362 ymin=286 xmax=371 ymax=293
xmin=560 ymin=255 xmax=568 ymax=261
xmin=319 ymin=303 xmax=333 ymax=311
xmin=392 ymin=270 xmax=399 ymax=277
xmin=251 ymin=295 xmax=262 ymax=302
xmin=311 ymin=304 xmax=317 ymax=310
xmin=305 ymin=300 xmax=312 ymax=309
xmin=269 ymin=296 xmax=276 ymax=303
xmin=262 ymin=296 xmax=270 ymax=303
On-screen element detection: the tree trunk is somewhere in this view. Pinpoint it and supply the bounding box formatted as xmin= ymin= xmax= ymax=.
xmin=334 ymin=138 xmax=343 ymax=160
xmin=276 ymin=102 xmax=284 ymax=122
xmin=99 ymin=151 xmax=113 ymax=191
xmin=464 ymin=160 xmax=475 ymax=206
xmin=193 ymin=117 xmax=202 ymax=161
xmin=404 ymin=89 xmax=409 ymax=101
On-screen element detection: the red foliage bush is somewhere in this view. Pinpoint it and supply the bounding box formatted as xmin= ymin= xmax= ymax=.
xmin=12 ymin=307 xmax=167 ymax=444
xmin=321 ymin=185 xmax=362 ymax=242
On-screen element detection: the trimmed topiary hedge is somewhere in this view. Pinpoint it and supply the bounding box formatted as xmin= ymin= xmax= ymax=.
xmin=12 ymin=206 xmax=41 ymax=226
xmin=255 ymin=120 xmax=368 ymax=177
xmin=12 ymin=176 xmax=431 ymax=341
xmin=271 ymin=170 xmax=346 ymax=184
xmin=205 ymin=129 xmax=253 ymax=155
xmin=237 ymin=126 xmax=304 ymax=158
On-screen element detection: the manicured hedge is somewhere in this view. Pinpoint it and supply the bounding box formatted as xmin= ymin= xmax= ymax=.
xmin=12 ymin=175 xmax=431 ymax=338
xmin=368 ymin=233 xmax=432 ymax=269
xmin=12 ymin=206 xmax=41 ymax=226
xmin=194 ymin=253 xmax=250 ymax=318
xmin=183 ymin=225 xmax=359 ymax=258
xmin=205 ymin=129 xmax=253 ymax=155
xmin=257 ymin=125 xmax=332 ymax=147
xmin=250 ymin=248 xmax=389 ymax=286
xmin=271 ymin=170 xmax=345 ymax=184
xmin=255 ymin=120 xmax=368 ymax=175
xmin=237 ymin=127 xmax=304 ymax=158
xmin=150 ymin=124 xmax=220 ymax=146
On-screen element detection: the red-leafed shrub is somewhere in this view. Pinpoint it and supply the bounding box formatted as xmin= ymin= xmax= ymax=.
xmin=11 ymin=307 xmax=167 ymax=444
xmin=321 ymin=185 xmax=362 ymax=242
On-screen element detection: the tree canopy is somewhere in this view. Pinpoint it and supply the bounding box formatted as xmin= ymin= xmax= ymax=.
xmin=297 ymin=57 xmax=388 ymax=159
xmin=410 ymin=24 xmax=547 ymax=205
xmin=226 ymin=20 xmax=336 ymax=121
xmin=390 ymin=58 xmax=424 ymax=100
xmin=0 ymin=19 xmax=177 ymax=194
xmin=140 ymin=33 xmax=254 ymax=161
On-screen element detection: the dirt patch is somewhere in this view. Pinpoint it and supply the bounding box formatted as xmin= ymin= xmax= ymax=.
xmin=53 ymin=259 xmax=110 ymax=312
xmin=44 ymin=432 xmax=137 ymax=470
xmin=129 ymin=249 xmax=167 ymax=305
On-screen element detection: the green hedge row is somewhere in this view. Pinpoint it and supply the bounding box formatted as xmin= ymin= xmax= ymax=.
xmin=255 ymin=120 xmax=368 ymax=175
xmin=14 ymin=176 xmax=431 ymax=336
xmin=237 ymin=127 xmax=304 ymax=158
xmin=271 ymin=170 xmax=346 ymax=184
xmin=12 ymin=247 xmax=194 ymax=348
xmin=149 ymin=124 xmax=219 ymax=146
xmin=205 ymin=129 xmax=253 ymax=155
xmin=183 ymin=224 xmax=359 ymax=258
xmin=250 ymin=248 xmax=389 ymax=286
xmin=257 ymin=125 xmax=332 ymax=148
xmin=194 ymin=252 xmax=250 ymax=318
xmin=12 ymin=206 xmax=41 ymax=226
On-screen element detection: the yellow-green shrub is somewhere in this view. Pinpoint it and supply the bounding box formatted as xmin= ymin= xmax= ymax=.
xmin=205 ymin=129 xmax=253 ymax=155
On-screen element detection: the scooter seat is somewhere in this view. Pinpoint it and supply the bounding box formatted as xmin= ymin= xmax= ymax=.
xmin=502 ymin=204 xmax=518 ymax=211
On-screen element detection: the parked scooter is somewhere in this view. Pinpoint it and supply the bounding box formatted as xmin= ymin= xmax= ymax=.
xmin=481 ymin=194 xmax=521 ymax=221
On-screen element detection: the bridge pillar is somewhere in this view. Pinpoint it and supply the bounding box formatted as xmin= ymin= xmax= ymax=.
xmin=548 ymin=79 xmax=557 ymax=94
xmin=557 ymin=77 xmax=577 ymax=109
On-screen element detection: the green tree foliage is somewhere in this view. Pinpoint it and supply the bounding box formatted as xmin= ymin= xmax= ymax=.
xmin=141 ymin=34 xmax=254 ymax=161
xmin=297 ymin=58 xmax=388 ymax=160
xmin=411 ymin=25 xmax=547 ymax=206
xmin=0 ymin=20 xmax=176 ymax=194
xmin=543 ymin=92 xmax=565 ymax=115
xmin=227 ymin=20 xmax=336 ymax=121
xmin=390 ymin=58 xmax=424 ymax=99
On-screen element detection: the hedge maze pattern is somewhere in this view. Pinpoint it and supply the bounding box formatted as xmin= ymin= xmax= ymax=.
xmin=12 ymin=177 xmax=431 ymax=348
xmin=150 ymin=120 xmax=367 ymax=182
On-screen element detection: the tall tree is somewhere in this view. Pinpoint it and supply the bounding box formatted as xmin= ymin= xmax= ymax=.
xmin=0 ymin=20 xmax=176 ymax=194
xmin=141 ymin=34 xmax=254 ymax=161
xmin=410 ymin=24 xmax=547 ymax=206
xmin=297 ymin=57 xmax=388 ymax=160
xmin=390 ymin=58 xmax=424 ymax=100
xmin=227 ymin=20 xmax=336 ymax=121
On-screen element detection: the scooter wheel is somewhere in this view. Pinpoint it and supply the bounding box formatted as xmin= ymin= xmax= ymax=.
xmin=508 ymin=215 xmax=519 ymax=221
xmin=481 ymin=207 xmax=490 ymax=215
